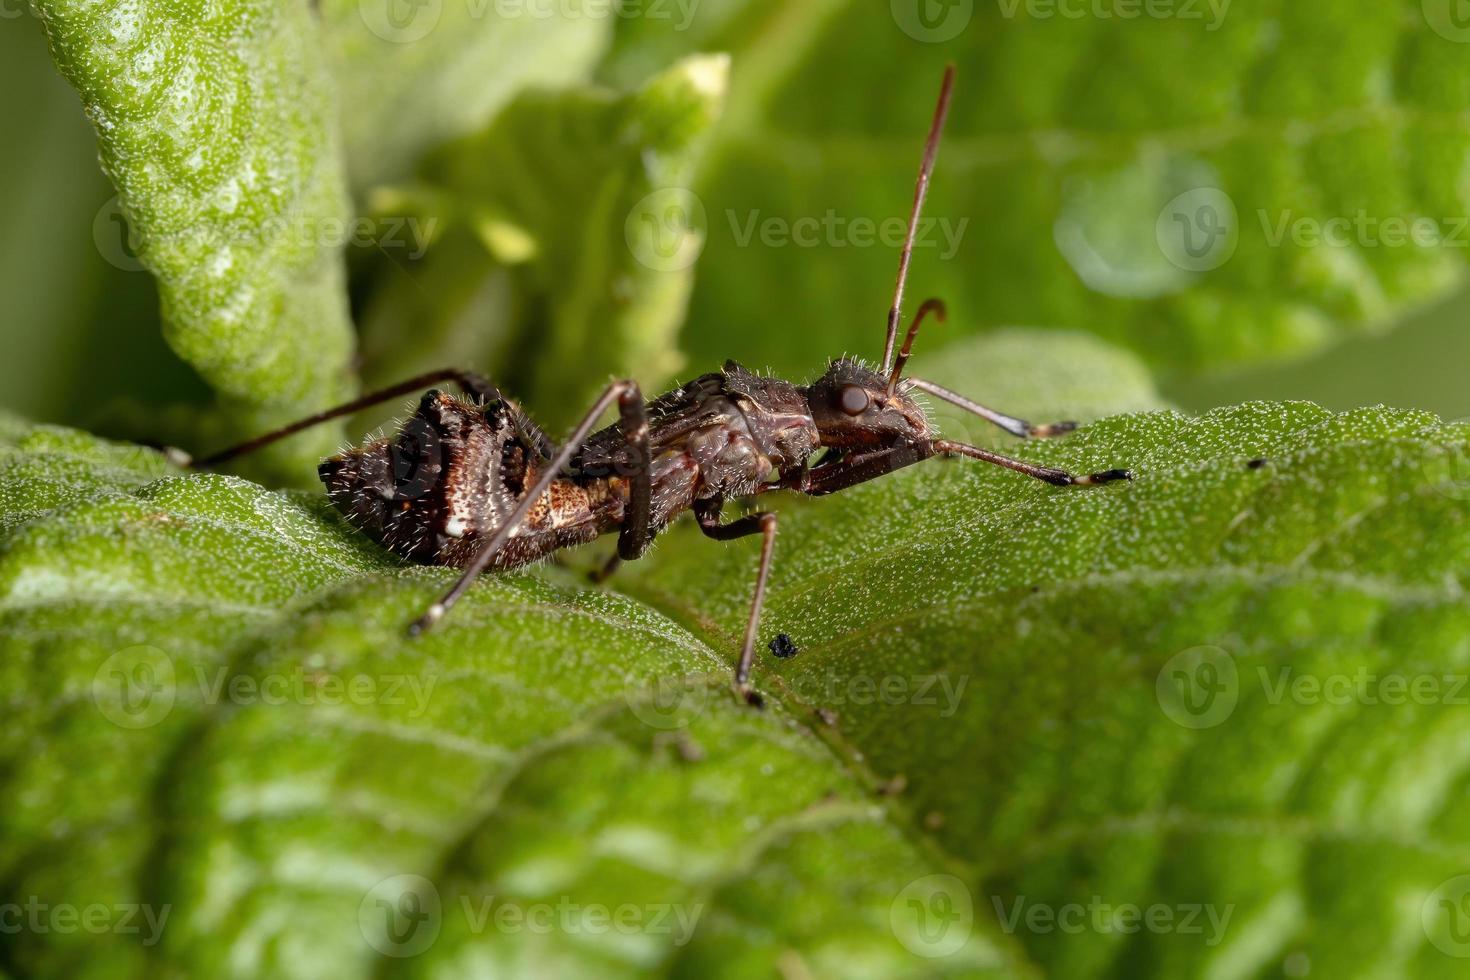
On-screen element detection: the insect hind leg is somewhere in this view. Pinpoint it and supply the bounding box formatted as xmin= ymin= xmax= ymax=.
xmin=187 ymin=369 xmax=519 ymax=469
xmin=409 ymin=380 xmax=644 ymax=636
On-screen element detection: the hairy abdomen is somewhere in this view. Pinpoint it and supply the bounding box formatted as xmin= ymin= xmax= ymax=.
xmin=318 ymin=390 xmax=618 ymax=570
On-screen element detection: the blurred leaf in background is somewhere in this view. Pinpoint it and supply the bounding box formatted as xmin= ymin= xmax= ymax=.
xmin=609 ymin=0 xmax=1470 ymax=382
xmin=318 ymin=0 xmax=610 ymax=191
xmin=0 ymin=16 xmax=203 ymax=430
xmin=361 ymin=54 xmax=728 ymax=429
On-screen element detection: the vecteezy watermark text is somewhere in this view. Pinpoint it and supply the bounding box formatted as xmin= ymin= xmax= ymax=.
xmin=0 ymin=899 xmax=170 ymax=947
xmin=1157 ymin=646 xmax=1470 ymax=730
xmin=93 ymin=196 xmax=438 ymax=273
xmin=359 ymin=0 xmax=700 ymax=44
xmin=1259 ymin=209 xmax=1470 ymax=250
xmin=994 ymin=0 xmax=1230 ymax=30
xmin=92 ymin=646 xmax=438 ymax=729
xmin=725 ymin=209 xmax=969 ymax=260
xmin=358 ymin=875 xmax=703 ymax=958
xmin=992 ymin=895 xmax=1233 ymax=945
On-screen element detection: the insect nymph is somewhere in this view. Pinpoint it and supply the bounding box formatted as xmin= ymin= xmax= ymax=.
xmin=193 ymin=67 xmax=1131 ymax=698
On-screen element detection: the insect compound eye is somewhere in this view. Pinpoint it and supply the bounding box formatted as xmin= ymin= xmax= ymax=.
xmin=837 ymin=385 xmax=870 ymax=416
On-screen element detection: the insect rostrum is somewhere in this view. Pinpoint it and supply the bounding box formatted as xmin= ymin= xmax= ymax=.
xmin=189 ymin=66 xmax=1132 ymax=700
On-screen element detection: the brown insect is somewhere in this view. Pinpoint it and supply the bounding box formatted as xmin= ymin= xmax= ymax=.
xmin=189 ymin=66 xmax=1131 ymax=700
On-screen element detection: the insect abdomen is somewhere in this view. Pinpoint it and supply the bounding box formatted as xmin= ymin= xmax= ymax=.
xmin=319 ymin=390 xmax=548 ymax=567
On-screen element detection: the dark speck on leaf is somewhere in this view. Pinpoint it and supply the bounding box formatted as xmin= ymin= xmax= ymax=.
xmin=769 ymin=633 xmax=799 ymax=659
xmin=1247 ymin=457 xmax=1270 ymax=470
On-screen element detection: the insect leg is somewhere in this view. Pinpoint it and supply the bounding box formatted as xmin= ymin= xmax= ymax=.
xmin=694 ymin=500 xmax=778 ymax=698
xmin=409 ymin=380 xmax=642 ymax=635
xmin=590 ymin=554 xmax=622 ymax=584
xmin=930 ymin=440 xmax=1132 ymax=486
xmin=189 ymin=369 xmax=513 ymax=468
xmin=615 ymin=385 xmax=653 ymax=562
xmin=794 ymin=441 xmax=1130 ymax=496
xmin=907 ymin=378 xmax=1078 ymax=439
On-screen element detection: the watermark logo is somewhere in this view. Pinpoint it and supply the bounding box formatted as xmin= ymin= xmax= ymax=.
xmin=92 ymin=196 xmax=146 ymax=273
xmin=92 ymin=646 xmax=176 ymax=730
xmin=623 ymin=671 xmax=712 ymax=730
xmin=91 ymin=650 xmax=438 ymax=729
xmin=1424 ymin=0 xmax=1470 ymax=43
xmin=626 ymin=188 xmax=707 ymax=272
xmin=359 ymin=0 xmax=443 ymax=42
xmin=360 ymin=874 xmax=442 ymax=958
xmin=1423 ymin=874 xmax=1470 ymax=957
xmin=1432 ymin=419 xmax=1470 ymax=502
xmin=92 ymin=197 xmax=437 ymax=271
xmin=1156 ymin=187 xmax=1238 ymax=272
xmin=357 ymin=877 xmax=705 ymax=955
xmin=892 ymin=0 xmax=974 ymax=42
xmin=890 ymin=874 xmax=974 ymax=958
xmin=1156 ymin=646 xmax=1238 ymax=729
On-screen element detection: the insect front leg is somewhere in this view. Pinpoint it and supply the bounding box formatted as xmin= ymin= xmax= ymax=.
xmin=794 ymin=440 xmax=1131 ymax=496
xmin=693 ymin=498 xmax=778 ymax=701
xmin=410 ymin=380 xmax=643 ymax=635
xmin=188 ymin=368 xmax=530 ymax=468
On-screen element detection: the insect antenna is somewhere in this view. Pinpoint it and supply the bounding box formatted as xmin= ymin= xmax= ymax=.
xmin=880 ymin=63 xmax=956 ymax=375
xmin=886 ymin=297 xmax=946 ymax=398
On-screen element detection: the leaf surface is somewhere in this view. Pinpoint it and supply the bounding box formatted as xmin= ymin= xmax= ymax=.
xmin=3 ymin=333 xmax=1470 ymax=978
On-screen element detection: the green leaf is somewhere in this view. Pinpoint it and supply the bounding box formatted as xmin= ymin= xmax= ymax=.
xmin=0 ymin=410 xmax=1015 ymax=979
xmin=3 ymin=331 xmax=1470 ymax=979
xmin=359 ymin=55 xmax=729 ymax=429
xmin=659 ymin=0 xmax=1470 ymax=377
xmin=33 ymin=0 xmax=357 ymax=471
xmin=317 ymin=0 xmax=610 ymax=191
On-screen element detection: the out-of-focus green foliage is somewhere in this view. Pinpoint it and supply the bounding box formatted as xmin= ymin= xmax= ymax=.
xmin=606 ymin=0 xmax=1470 ymax=378
xmin=318 ymin=0 xmax=610 ymax=190
xmin=360 ymin=54 xmax=728 ymax=428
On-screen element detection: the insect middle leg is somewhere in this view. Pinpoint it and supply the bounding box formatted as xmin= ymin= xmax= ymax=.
xmin=693 ymin=499 xmax=778 ymax=699
xmin=587 ymin=387 xmax=654 ymax=584
xmin=410 ymin=380 xmax=646 ymax=634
